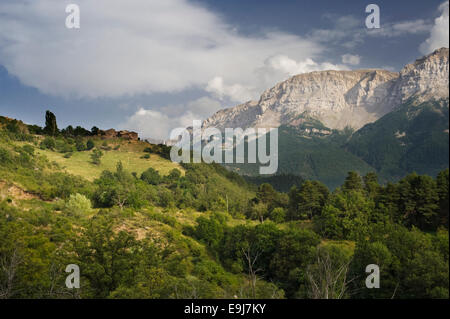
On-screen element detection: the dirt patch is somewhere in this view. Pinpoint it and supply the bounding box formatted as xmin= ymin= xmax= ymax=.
xmin=0 ymin=180 xmax=39 ymax=201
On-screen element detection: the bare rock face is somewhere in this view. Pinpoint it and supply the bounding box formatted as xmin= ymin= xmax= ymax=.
xmin=395 ymin=47 xmax=449 ymax=104
xmin=203 ymin=48 xmax=449 ymax=131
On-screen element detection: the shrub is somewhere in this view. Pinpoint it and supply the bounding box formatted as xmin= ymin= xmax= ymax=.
xmin=56 ymin=139 xmax=74 ymax=153
xmin=75 ymin=138 xmax=86 ymax=151
xmin=40 ymin=137 xmax=56 ymax=150
xmin=22 ymin=144 xmax=35 ymax=155
xmin=90 ymin=148 xmax=103 ymax=165
xmin=64 ymin=193 xmax=92 ymax=216
xmin=86 ymin=139 xmax=95 ymax=150
xmin=140 ymin=168 xmax=161 ymax=185
xmin=270 ymin=207 xmax=286 ymax=223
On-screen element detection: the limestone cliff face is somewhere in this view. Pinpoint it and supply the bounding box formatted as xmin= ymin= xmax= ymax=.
xmin=203 ymin=48 xmax=449 ymax=131
xmin=395 ymin=47 xmax=449 ymax=104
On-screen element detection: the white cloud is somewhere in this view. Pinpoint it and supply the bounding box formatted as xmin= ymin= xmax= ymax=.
xmin=0 ymin=0 xmax=329 ymax=100
xmin=206 ymin=77 xmax=254 ymax=103
xmin=420 ymin=1 xmax=449 ymax=54
xmin=120 ymin=97 xmax=222 ymax=140
xmin=206 ymin=55 xmax=347 ymax=102
xmin=367 ymin=19 xmax=431 ymax=38
xmin=341 ymin=54 xmax=361 ymax=65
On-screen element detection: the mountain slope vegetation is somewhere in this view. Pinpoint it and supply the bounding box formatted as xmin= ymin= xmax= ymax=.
xmin=0 ymin=112 xmax=448 ymax=299
xmin=346 ymin=98 xmax=449 ymax=180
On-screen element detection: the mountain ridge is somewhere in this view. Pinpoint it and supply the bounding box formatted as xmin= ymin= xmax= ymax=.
xmin=203 ymin=48 xmax=449 ymax=132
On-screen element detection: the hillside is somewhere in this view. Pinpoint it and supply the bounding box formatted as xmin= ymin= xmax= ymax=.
xmin=346 ymin=99 xmax=449 ymax=180
xmin=225 ymin=123 xmax=376 ymax=190
xmin=226 ymin=98 xmax=449 ymax=189
xmin=31 ymin=138 xmax=183 ymax=181
xmin=0 ymin=113 xmax=448 ymax=300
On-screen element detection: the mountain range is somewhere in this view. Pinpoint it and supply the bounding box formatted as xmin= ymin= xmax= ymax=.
xmin=203 ymin=48 xmax=449 ymax=189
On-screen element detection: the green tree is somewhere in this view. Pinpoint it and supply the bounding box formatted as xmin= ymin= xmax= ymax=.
xmin=91 ymin=126 xmax=100 ymax=136
xmin=288 ymin=181 xmax=329 ymax=220
xmin=44 ymin=110 xmax=58 ymax=136
xmin=269 ymin=207 xmax=286 ymax=223
xmin=195 ymin=215 xmax=224 ymax=249
xmin=363 ymin=172 xmax=380 ymax=198
xmin=436 ymin=169 xmax=449 ymax=228
xmin=397 ymin=173 xmax=439 ymax=230
xmin=256 ymin=183 xmax=277 ymax=206
xmin=64 ymin=193 xmax=92 ymax=216
xmin=343 ymin=171 xmax=363 ymax=192
xmin=140 ymin=168 xmax=161 ymax=185
xmin=75 ymin=216 xmax=140 ymax=298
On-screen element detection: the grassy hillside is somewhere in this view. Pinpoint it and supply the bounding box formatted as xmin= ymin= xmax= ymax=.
xmin=31 ymin=139 xmax=183 ymax=181
xmin=0 ymin=114 xmax=448 ymax=300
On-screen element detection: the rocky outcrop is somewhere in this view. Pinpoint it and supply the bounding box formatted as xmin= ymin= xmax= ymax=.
xmin=100 ymin=128 xmax=139 ymax=140
xmin=203 ymin=48 xmax=449 ymax=132
xmin=395 ymin=47 xmax=449 ymax=104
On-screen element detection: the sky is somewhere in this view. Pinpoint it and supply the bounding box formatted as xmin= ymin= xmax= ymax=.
xmin=0 ymin=0 xmax=448 ymax=140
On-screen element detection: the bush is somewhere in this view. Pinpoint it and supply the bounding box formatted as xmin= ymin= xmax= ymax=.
xmin=64 ymin=193 xmax=92 ymax=216
xmin=75 ymin=138 xmax=86 ymax=151
xmin=56 ymin=139 xmax=74 ymax=153
xmin=90 ymin=148 xmax=103 ymax=165
xmin=270 ymin=207 xmax=286 ymax=223
xmin=0 ymin=147 xmax=12 ymax=164
xmin=22 ymin=144 xmax=35 ymax=155
xmin=40 ymin=137 xmax=56 ymax=150
xmin=140 ymin=168 xmax=161 ymax=185
xmin=86 ymin=139 xmax=95 ymax=150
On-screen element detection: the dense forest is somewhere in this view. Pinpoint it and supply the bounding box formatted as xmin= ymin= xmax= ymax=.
xmin=0 ymin=112 xmax=448 ymax=299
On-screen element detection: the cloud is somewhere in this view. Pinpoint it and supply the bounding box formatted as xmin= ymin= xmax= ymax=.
xmin=206 ymin=55 xmax=347 ymax=102
xmin=420 ymin=1 xmax=449 ymax=54
xmin=0 ymin=0 xmax=329 ymax=99
xmin=206 ymin=77 xmax=254 ymax=103
xmin=341 ymin=54 xmax=361 ymax=65
xmin=367 ymin=19 xmax=431 ymax=38
xmin=309 ymin=15 xmax=364 ymax=48
xmin=120 ymin=97 xmax=222 ymax=140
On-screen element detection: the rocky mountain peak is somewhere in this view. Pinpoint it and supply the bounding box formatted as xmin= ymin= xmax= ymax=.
xmin=203 ymin=48 xmax=449 ymax=132
xmin=396 ymin=47 xmax=449 ymax=104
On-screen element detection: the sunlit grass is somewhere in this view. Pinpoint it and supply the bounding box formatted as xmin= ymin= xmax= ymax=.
xmin=33 ymin=142 xmax=184 ymax=181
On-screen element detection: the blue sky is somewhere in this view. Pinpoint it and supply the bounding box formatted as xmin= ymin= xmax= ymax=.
xmin=0 ymin=0 xmax=448 ymax=140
